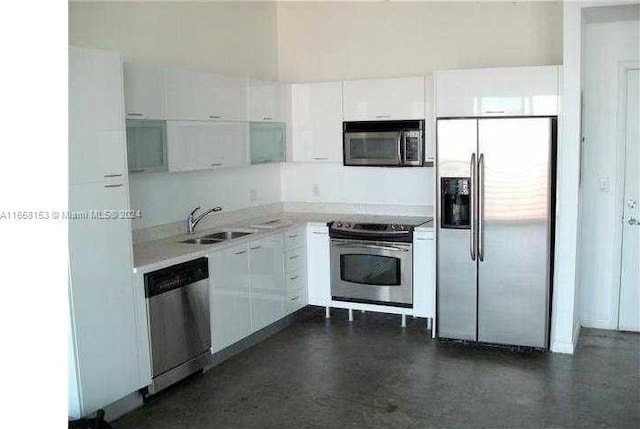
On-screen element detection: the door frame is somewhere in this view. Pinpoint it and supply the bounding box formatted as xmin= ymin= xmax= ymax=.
xmin=613 ymin=61 xmax=640 ymax=329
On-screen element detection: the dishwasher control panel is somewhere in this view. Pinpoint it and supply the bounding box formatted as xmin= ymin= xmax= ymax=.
xmin=144 ymin=257 xmax=209 ymax=298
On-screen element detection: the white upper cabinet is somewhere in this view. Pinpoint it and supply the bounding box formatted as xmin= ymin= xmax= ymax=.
xmin=247 ymin=79 xmax=286 ymax=122
xmin=165 ymin=68 xmax=247 ymax=121
xmin=424 ymin=76 xmax=436 ymax=164
xmin=435 ymin=66 xmax=560 ymax=118
xmin=69 ymin=47 xmax=127 ymax=184
xmin=123 ymin=64 xmax=166 ymax=120
xmin=290 ymin=81 xmax=343 ymax=163
xmin=342 ymin=76 xmax=426 ymax=121
xmin=167 ymin=121 xmax=248 ymax=172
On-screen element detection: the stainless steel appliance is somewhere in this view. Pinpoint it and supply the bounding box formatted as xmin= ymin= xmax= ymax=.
xmin=343 ymin=120 xmax=424 ymax=167
xmin=330 ymin=219 xmax=430 ymax=307
xmin=144 ymin=257 xmax=211 ymax=394
xmin=436 ymin=117 xmax=556 ymax=349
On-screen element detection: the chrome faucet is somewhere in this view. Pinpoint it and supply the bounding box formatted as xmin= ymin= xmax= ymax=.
xmin=186 ymin=206 xmax=222 ymax=235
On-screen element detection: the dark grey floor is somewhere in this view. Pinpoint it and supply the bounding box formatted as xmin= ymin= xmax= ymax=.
xmin=114 ymin=307 xmax=640 ymax=429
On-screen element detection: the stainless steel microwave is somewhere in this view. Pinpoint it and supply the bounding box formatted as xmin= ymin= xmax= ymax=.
xmin=343 ymin=120 xmax=424 ymax=167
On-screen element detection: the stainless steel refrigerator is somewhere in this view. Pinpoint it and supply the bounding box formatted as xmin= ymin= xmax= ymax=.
xmin=436 ymin=117 xmax=555 ymax=348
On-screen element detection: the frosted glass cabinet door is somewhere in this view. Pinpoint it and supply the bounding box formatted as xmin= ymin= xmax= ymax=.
xmin=126 ymin=120 xmax=167 ymax=173
xmin=250 ymin=122 xmax=286 ymax=164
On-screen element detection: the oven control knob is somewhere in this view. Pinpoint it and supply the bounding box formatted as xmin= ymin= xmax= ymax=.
xmin=335 ymin=222 xmax=342 ymax=228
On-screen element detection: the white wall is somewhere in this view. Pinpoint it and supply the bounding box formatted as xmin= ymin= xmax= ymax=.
xmin=282 ymin=163 xmax=433 ymax=207
xmin=276 ymin=1 xmax=562 ymax=82
xmin=69 ymin=1 xmax=279 ymax=80
xmin=129 ymin=164 xmax=282 ymax=229
xmin=579 ymin=17 xmax=640 ymax=329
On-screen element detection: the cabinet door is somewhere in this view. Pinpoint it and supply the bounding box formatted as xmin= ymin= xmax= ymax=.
xmin=126 ymin=120 xmax=167 ymax=173
xmin=165 ymin=69 xmax=247 ymax=121
xmin=342 ymin=77 xmax=425 ymax=121
xmin=306 ymin=225 xmax=331 ymax=306
xmin=209 ymin=244 xmax=251 ymax=353
xmin=290 ymin=82 xmax=343 ymax=163
xmin=413 ymin=232 xmax=436 ymax=318
xmin=249 ymin=235 xmax=285 ymax=332
xmin=250 ymin=122 xmax=286 ymax=164
xmin=69 ymin=48 xmax=127 ymax=184
xmin=123 ymin=64 xmax=166 ymax=120
xmin=435 ymin=66 xmax=559 ymax=118
xmin=69 ymin=181 xmax=140 ymax=416
xmin=248 ymin=80 xmax=285 ymax=122
xmin=167 ymin=121 xmax=248 ymax=172
xmin=424 ymin=76 xmax=436 ymax=164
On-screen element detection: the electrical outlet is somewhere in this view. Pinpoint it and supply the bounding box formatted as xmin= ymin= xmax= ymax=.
xmin=249 ymin=188 xmax=257 ymax=202
xmin=312 ymin=183 xmax=320 ymax=197
xmin=599 ymin=177 xmax=609 ymax=193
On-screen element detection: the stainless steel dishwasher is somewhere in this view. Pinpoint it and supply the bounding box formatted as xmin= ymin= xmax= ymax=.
xmin=144 ymin=257 xmax=211 ymax=395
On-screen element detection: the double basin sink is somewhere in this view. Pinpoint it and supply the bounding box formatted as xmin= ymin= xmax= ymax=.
xmin=180 ymin=230 xmax=252 ymax=245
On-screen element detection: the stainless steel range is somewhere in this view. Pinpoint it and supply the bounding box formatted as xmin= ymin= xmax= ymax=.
xmin=329 ymin=218 xmax=431 ymax=307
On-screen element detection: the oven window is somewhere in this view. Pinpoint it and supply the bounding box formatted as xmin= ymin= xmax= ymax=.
xmin=349 ymin=137 xmax=399 ymax=161
xmin=340 ymin=254 xmax=401 ymax=286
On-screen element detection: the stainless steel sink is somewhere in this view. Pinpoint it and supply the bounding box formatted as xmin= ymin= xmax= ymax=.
xmin=202 ymin=231 xmax=253 ymax=240
xmin=180 ymin=238 xmax=223 ymax=245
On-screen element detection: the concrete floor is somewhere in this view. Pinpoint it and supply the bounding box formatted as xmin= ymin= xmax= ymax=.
xmin=114 ymin=307 xmax=640 ymax=429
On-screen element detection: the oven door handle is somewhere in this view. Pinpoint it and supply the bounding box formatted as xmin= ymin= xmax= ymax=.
xmin=333 ymin=243 xmax=411 ymax=252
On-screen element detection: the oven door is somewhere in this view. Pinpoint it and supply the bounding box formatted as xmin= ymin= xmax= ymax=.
xmin=330 ymin=239 xmax=413 ymax=307
xmin=344 ymin=131 xmax=402 ymax=166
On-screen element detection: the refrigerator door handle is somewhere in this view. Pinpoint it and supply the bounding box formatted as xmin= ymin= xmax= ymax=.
xmin=470 ymin=152 xmax=477 ymax=261
xmin=478 ymin=153 xmax=485 ymax=262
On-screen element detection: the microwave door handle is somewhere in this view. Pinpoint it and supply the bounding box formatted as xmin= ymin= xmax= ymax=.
xmin=397 ymin=132 xmax=403 ymax=165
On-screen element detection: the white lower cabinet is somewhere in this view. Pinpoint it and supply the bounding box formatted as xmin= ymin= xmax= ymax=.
xmin=284 ymin=226 xmax=307 ymax=313
xmin=209 ymin=243 xmax=251 ymax=353
xmin=68 ymin=181 xmax=143 ymax=418
xmin=306 ymin=224 xmax=331 ymax=306
xmin=249 ymin=235 xmax=286 ymax=331
xmin=413 ymin=230 xmax=436 ymax=321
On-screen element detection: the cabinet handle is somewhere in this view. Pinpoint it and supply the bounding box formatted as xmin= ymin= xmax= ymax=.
xmin=104 ymin=184 xmax=123 ymax=188
xmin=129 ymin=168 xmax=146 ymax=173
xmin=289 ymin=255 xmax=299 ymax=260
xmin=288 ymin=234 xmax=298 ymax=239
xmin=312 ymin=231 xmax=326 ymax=235
xmin=290 ymin=275 xmax=299 ymax=281
xmin=210 ymin=163 xmax=223 ymax=167
xmin=104 ymin=173 xmax=123 ymax=178
xmin=209 ymin=115 xmax=222 ymax=119
xmin=290 ymin=295 xmax=300 ymax=301
xmin=484 ymin=110 xmax=505 ymax=114
xmin=263 ymin=117 xmax=272 ymax=120
xmin=127 ymin=113 xmax=144 ymax=117
xmin=234 ymin=250 xmax=247 ymax=255
xmin=250 ymin=245 xmax=261 ymax=250
xmin=313 ymin=157 xmax=329 ymax=161
xmin=375 ymin=115 xmax=391 ymax=118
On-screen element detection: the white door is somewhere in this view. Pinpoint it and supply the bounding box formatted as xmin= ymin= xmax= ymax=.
xmin=249 ymin=235 xmax=285 ymax=332
xmin=209 ymin=244 xmax=251 ymax=352
xmin=619 ymin=68 xmax=640 ymax=332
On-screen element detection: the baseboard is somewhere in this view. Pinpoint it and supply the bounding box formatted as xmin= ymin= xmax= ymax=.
xmin=580 ymin=319 xmax=615 ymax=330
xmin=550 ymin=339 xmax=575 ymax=354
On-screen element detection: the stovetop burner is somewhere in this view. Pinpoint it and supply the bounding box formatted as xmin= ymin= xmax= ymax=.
xmin=329 ymin=217 xmax=432 ymax=243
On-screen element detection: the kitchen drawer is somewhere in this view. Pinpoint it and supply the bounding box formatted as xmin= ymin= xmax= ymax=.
xmin=284 ymin=228 xmax=305 ymax=251
xmin=286 ymin=289 xmax=306 ymax=314
xmin=285 ymin=248 xmax=305 ymax=273
xmin=286 ymin=269 xmax=305 ymax=293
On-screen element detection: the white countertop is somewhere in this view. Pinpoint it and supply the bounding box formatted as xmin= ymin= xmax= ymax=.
xmin=133 ymin=211 xmax=433 ymax=274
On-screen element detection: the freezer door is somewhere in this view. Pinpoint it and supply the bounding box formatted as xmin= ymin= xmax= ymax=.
xmin=477 ymin=118 xmax=552 ymax=348
xmin=436 ymin=119 xmax=478 ymax=340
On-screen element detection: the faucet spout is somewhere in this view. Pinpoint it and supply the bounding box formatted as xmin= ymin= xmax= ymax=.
xmin=187 ymin=206 xmax=223 ymax=235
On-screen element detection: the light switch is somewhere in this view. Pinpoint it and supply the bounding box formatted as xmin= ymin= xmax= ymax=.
xmin=312 ymin=183 xmax=320 ymax=197
xmin=599 ymin=177 xmax=609 ymax=192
